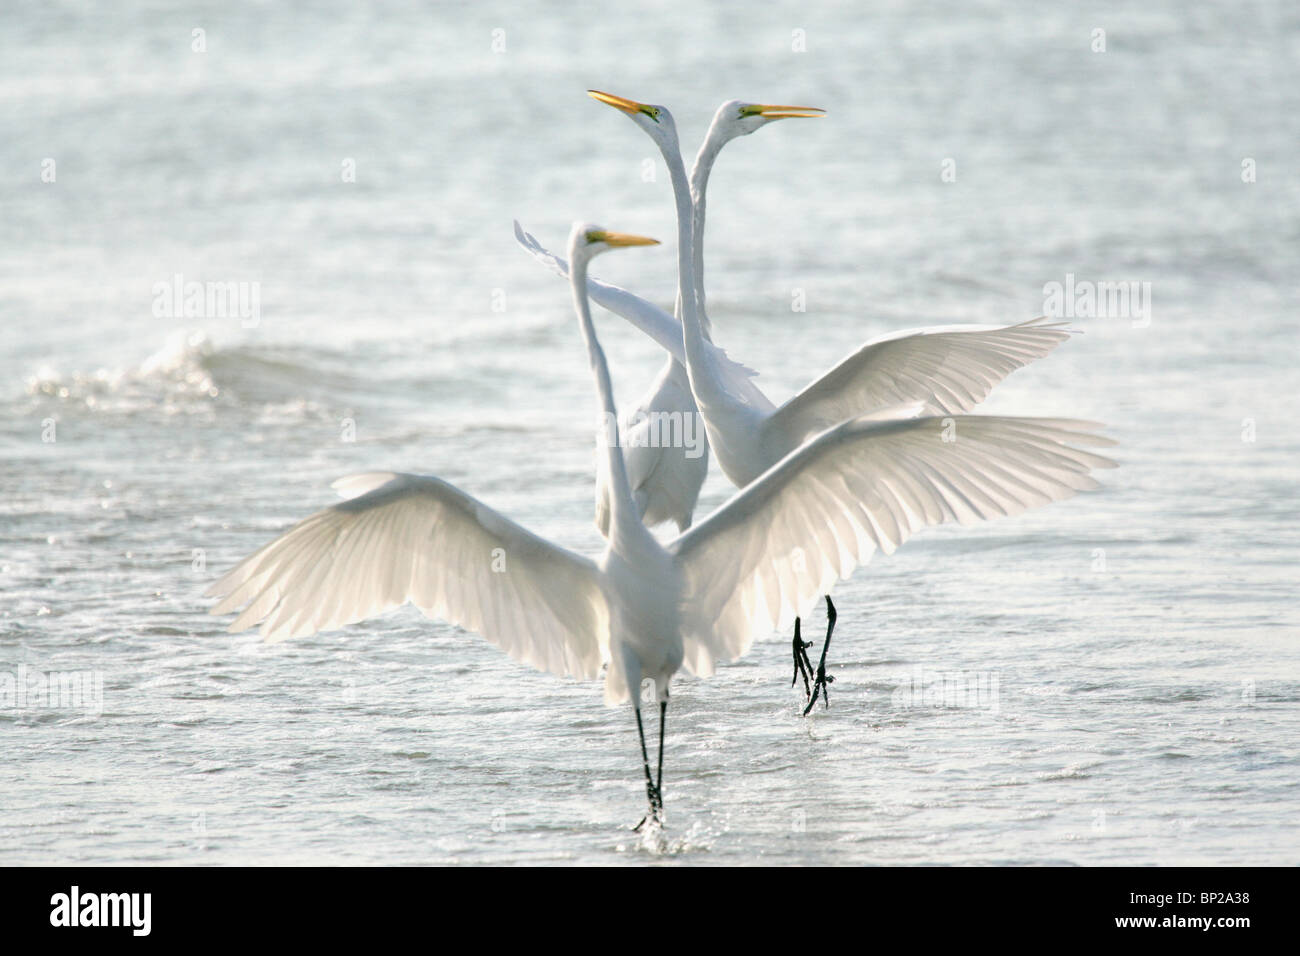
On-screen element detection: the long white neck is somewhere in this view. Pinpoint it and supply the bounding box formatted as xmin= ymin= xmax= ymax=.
xmin=568 ymin=248 xmax=648 ymax=549
xmin=658 ymin=136 xmax=727 ymax=411
xmin=687 ymin=127 xmax=727 ymax=330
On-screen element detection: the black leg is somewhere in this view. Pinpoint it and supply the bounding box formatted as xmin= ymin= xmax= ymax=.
xmin=792 ymin=617 xmax=814 ymax=699
xmin=633 ymin=705 xmax=661 ymax=831
xmin=803 ymin=595 xmax=838 ymax=716
xmin=655 ymin=699 xmax=667 ymax=810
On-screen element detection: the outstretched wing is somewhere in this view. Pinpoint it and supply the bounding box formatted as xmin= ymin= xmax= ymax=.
xmin=763 ymin=318 xmax=1073 ymax=448
xmin=206 ymin=472 xmax=609 ymax=680
xmin=671 ymin=416 xmax=1115 ymax=665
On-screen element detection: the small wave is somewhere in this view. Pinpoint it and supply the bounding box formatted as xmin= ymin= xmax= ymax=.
xmin=20 ymin=330 xmax=341 ymax=421
xmin=1138 ymin=689 xmax=1214 ymax=704
xmin=1039 ymin=762 xmax=1100 ymax=781
xmin=26 ymin=330 xmax=220 ymax=408
xmin=617 ymin=818 xmax=716 ymax=857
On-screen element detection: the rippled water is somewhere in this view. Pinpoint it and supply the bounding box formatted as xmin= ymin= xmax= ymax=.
xmin=3 ymin=1 xmax=1298 ymax=864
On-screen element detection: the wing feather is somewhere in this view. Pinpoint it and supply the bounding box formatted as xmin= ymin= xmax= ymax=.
xmin=763 ymin=318 xmax=1074 ymax=448
xmin=671 ymin=416 xmax=1116 ymax=663
xmin=206 ymin=473 xmax=609 ymax=680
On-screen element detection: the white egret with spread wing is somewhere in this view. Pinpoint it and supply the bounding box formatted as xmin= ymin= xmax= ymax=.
xmin=207 ymin=221 xmax=1114 ymax=827
xmin=518 ymin=90 xmax=1076 ymax=710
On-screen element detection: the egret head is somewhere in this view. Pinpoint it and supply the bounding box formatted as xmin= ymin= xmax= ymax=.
xmin=708 ymin=99 xmax=825 ymax=146
xmin=567 ymin=222 xmax=660 ymax=267
xmin=587 ymin=89 xmax=681 ymax=154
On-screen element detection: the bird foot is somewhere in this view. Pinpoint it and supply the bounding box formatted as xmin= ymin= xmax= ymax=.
xmin=633 ymin=809 xmax=663 ymax=832
xmin=802 ymin=666 xmax=834 ymax=716
xmin=633 ymin=783 xmax=663 ymax=831
xmin=633 ymin=812 xmax=662 ymax=833
xmin=791 ymin=629 xmax=814 ymax=700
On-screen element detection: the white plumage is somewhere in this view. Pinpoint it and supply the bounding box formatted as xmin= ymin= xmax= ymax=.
xmin=208 ymin=409 xmax=1114 ymax=691
xmin=672 ymin=414 xmax=1115 ymax=667
xmin=208 ymin=98 xmax=1117 ymax=826
xmin=518 ymin=95 xmax=1073 ymax=502
xmin=209 ymin=472 xmax=608 ymax=678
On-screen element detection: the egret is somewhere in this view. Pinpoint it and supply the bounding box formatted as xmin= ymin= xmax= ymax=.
xmin=207 ymin=221 xmax=1115 ymax=828
xmin=517 ymin=90 xmax=1075 ymax=711
xmin=519 ymin=100 xmax=823 ymax=540
xmin=591 ymin=100 xmax=825 ymax=538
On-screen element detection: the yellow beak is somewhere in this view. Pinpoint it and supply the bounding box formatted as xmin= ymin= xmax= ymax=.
xmin=587 ymin=89 xmax=648 ymax=115
xmin=599 ymin=231 xmax=660 ymax=248
xmin=753 ymin=104 xmax=825 ymax=119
